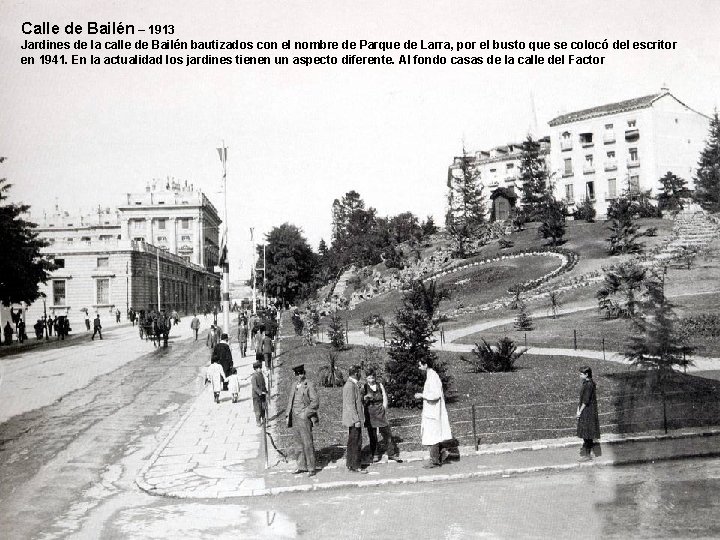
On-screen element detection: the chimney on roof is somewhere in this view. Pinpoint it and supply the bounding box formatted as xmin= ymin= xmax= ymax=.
xmin=661 ymin=84 xmax=670 ymax=93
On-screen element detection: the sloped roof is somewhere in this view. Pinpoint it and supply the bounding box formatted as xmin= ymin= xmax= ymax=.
xmin=549 ymin=93 xmax=662 ymax=126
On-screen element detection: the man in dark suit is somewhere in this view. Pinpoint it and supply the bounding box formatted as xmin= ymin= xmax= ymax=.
xmin=91 ymin=314 xmax=103 ymax=340
xmin=251 ymin=361 xmax=267 ymax=426
xmin=342 ymin=365 xmax=366 ymax=473
xmin=261 ymin=330 xmax=274 ymax=370
xmin=286 ymin=362 xmax=319 ymax=477
xmin=211 ymin=333 xmax=233 ymax=389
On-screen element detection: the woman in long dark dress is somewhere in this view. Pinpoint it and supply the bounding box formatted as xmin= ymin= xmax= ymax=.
xmin=576 ymin=366 xmax=600 ymax=461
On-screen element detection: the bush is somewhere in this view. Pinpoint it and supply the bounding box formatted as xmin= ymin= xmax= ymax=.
xmin=463 ymin=337 xmax=526 ymax=373
xmin=498 ymin=238 xmax=514 ymax=249
xmin=574 ymin=197 xmax=596 ymax=223
xmin=318 ymin=350 xmax=345 ymax=387
xmin=679 ymin=314 xmax=720 ymax=338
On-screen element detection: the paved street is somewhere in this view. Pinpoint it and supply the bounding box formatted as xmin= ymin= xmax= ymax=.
xmin=2 ymin=316 xmax=720 ymax=538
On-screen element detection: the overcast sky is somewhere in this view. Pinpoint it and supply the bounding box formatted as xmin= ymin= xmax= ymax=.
xmin=2 ymin=0 xmax=719 ymax=279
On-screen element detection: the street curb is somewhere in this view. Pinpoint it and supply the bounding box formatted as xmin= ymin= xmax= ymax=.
xmin=137 ymin=425 xmax=720 ymax=498
xmin=135 ymin=383 xmax=206 ymax=497
xmin=462 ymin=427 xmax=720 ymax=457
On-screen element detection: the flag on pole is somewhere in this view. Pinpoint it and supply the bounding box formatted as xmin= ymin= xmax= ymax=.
xmin=219 ymin=226 xmax=228 ymax=266
xmin=217 ymin=147 xmax=227 ymax=169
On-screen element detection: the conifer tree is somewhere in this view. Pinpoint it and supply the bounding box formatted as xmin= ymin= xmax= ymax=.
xmin=606 ymin=196 xmax=643 ymax=255
xmin=657 ymin=171 xmax=688 ymax=211
xmin=538 ymin=194 xmax=567 ymax=246
xmin=519 ymin=135 xmax=549 ymax=220
xmin=446 ymin=151 xmax=486 ymax=257
xmin=693 ymin=111 xmax=720 ymax=212
xmin=514 ymin=302 xmax=534 ymax=331
xmin=385 ymin=280 xmax=451 ymax=407
xmin=327 ymin=311 xmax=346 ymax=350
xmin=625 ymin=281 xmax=694 ymax=383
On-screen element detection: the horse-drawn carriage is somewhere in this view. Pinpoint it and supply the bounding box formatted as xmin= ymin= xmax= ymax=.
xmin=139 ymin=313 xmax=171 ymax=348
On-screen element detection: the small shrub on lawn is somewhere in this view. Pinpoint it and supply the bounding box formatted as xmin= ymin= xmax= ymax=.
xmin=463 ymin=337 xmax=526 ymax=373
xmin=318 ymin=350 xmax=345 ymax=387
xmin=514 ymin=302 xmax=534 ymax=331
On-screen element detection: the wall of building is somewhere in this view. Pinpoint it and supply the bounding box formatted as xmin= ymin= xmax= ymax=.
xmin=549 ymin=94 xmax=709 ymax=218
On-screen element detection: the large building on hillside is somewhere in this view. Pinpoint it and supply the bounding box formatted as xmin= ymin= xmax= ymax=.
xmin=21 ymin=181 xmax=222 ymax=328
xmin=448 ymin=137 xmax=551 ymax=221
xmin=548 ymin=88 xmax=710 ymax=217
xmin=448 ymin=88 xmax=709 ymax=222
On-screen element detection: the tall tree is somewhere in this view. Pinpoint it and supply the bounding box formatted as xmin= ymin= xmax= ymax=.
xmin=446 ymin=151 xmax=486 ymax=257
xmin=657 ymin=171 xmax=688 ymax=211
xmin=625 ymin=281 xmax=694 ymax=382
xmin=331 ymin=190 xmax=365 ymax=250
xmin=538 ymin=194 xmax=567 ymax=246
xmin=259 ymin=223 xmax=317 ymax=305
xmin=0 ymin=160 xmax=55 ymax=305
xmin=519 ymin=135 xmax=549 ymax=220
xmin=385 ymin=280 xmax=451 ymax=407
xmin=693 ymin=111 xmax=720 ymax=212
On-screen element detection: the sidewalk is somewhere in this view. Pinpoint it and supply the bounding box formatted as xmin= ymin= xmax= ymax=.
xmin=136 ymin=340 xmax=720 ymax=498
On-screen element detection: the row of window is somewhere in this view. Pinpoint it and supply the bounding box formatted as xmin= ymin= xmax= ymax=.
xmin=52 ymin=278 xmax=110 ymax=306
xmin=46 ymin=234 xmax=121 ymax=245
xmin=52 ymin=257 xmax=108 ymax=269
xmin=561 ymin=120 xmax=638 ymax=148
xmin=564 ymin=175 xmax=640 ymax=202
xmin=563 ymin=148 xmax=638 ymax=176
xmin=130 ymin=217 xmax=193 ymax=230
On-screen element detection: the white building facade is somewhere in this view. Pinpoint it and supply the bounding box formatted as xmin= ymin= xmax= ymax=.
xmin=18 ymin=181 xmax=222 ymax=330
xmin=548 ymin=90 xmax=709 ymax=217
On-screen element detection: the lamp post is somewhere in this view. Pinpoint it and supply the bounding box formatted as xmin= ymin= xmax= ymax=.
xmin=217 ymin=143 xmax=231 ymax=334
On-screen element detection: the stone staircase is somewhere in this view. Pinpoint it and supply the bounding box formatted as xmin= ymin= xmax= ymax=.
xmin=654 ymin=206 xmax=719 ymax=262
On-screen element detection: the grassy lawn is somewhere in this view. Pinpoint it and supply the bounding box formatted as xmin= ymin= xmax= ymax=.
xmin=342 ymin=217 xmax=680 ymax=334
xmin=454 ymin=290 xmax=720 ymax=357
xmin=271 ymin=338 xmax=720 ymax=463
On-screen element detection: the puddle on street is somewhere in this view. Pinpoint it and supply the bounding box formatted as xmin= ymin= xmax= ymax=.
xmin=110 ymin=503 xmax=297 ymax=539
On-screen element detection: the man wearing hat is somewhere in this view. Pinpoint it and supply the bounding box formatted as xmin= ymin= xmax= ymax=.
xmin=211 ymin=333 xmax=234 ymax=390
xmin=286 ymin=361 xmax=319 ymax=477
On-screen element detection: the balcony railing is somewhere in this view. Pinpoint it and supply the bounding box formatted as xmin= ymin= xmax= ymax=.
xmin=583 ymin=164 xmax=595 ymax=174
xmin=627 ymin=158 xmax=640 ymax=168
xmin=625 ymin=128 xmax=640 ymax=142
xmin=604 ymin=160 xmax=617 ymax=171
xmin=605 ymin=193 xmax=618 ymax=201
xmin=560 ymin=140 xmax=573 ymax=151
xmin=603 ymin=132 xmax=616 ymax=144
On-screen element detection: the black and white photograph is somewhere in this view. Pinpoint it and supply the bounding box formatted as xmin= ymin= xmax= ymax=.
xmin=1 ymin=0 xmax=720 ymax=537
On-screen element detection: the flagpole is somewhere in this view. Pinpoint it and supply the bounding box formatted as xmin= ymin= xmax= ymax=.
xmin=250 ymin=227 xmax=256 ymax=315
xmin=219 ymin=142 xmax=231 ymax=336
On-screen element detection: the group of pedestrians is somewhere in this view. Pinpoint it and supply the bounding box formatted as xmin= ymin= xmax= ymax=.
xmin=2 ymin=315 xmax=71 ymax=345
xmin=283 ymin=356 xmax=601 ymax=477
xmin=204 ymin=326 xmax=270 ymax=427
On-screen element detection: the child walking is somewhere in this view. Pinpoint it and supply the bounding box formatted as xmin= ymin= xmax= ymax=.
xmin=227 ymin=367 xmax=241 ymax=403
xmin=206 ymin=359 xmax=226 ymax=404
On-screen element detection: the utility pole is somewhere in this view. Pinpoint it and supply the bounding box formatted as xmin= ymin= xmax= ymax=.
xmin=156 ymin=248 xmax=161 ymax=312
xmin=217 ymin=143 xmax=231 ymax=334
xmin=126 ymin=261 xmax=129 ymax=319
xmin=263 ymin=243 xmax=267 ymax=308
xmin=250 ymin=227 xmax=256 ymax=315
